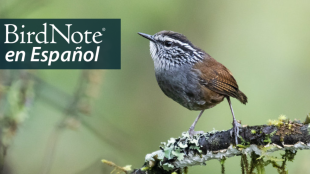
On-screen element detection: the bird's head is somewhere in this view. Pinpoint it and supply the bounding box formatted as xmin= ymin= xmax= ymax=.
xmin=138 ymin=31 xmax=205 ymax=70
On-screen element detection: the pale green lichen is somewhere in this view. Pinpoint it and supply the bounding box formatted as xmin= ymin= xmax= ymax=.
xmin=189 ymin=145 xmax=202 ymax=153
xmin=143 ymin=115 xmax=307 ymax=173
xmin=164 ymin=146 xmax=174 ymax=160
xmin=155 ymin=131 xmax=205 ymax=171
xmin=162 ymin=163 xmax=174 ymax=171
xmin=189 ymin=138 xmax=199 ymax=146
xmin=172 ymin=148 xmax=184 ymax=161
xmin=182 ymin=131 xmax=190 ymax=138
xmin=167 ymin=138 xmax=176 ymax=146
xmin=178 ymin=141 xmax=188 ymax=148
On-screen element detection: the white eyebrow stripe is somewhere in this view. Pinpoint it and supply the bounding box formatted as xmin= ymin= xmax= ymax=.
xmin=154 ymin=34 xmax=203 ymax=59
xmin=166 ymin=37 xmax=203 ymax=59
xmin=164 ymin=36 xmax=197 ymax=52
xmin=155 ymin=35 xmax=190 ymax=48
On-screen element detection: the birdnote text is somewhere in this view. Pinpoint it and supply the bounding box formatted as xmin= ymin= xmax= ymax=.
xmin=4 ymin=23 xmax=102 ymax=66
xmin=0 ymin=19 xmax=121 ymax=69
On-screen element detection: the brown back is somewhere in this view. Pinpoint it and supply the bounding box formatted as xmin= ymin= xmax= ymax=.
xmin=194 ymin=57 xmax=248 ymax=104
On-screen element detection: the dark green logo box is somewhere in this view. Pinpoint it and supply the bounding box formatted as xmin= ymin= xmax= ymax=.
xmin=0 ymin=19 xmax=121 ymax=69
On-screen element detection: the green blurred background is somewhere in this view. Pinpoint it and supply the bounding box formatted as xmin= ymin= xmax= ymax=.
xmin=0 ymin=1 xmax=310 ymax=174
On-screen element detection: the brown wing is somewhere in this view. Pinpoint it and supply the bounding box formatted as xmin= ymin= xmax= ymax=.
xmin=194 ymin=57 xmax=247 ymax=104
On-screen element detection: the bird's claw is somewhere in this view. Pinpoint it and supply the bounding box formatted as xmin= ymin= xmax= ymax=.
xmin=188 ymin=126 xmax=204 ymax=138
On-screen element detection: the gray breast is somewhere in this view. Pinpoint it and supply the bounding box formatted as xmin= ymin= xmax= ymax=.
xmin=155 ymin=65 xmax=207 ymax=110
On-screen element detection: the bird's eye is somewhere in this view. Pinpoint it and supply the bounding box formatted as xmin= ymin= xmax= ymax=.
xmin=164 ymin=41 xmax=173 ymax=47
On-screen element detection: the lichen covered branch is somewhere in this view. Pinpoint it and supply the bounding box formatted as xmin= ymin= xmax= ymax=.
xmin=131 ymin=117 xmax=310 ymax=174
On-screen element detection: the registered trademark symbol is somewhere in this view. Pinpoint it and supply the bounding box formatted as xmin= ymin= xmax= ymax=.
xmin=102 ymin=28 xmax=106 ymax=31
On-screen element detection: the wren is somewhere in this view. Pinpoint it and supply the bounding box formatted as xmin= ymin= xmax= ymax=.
xmin=138 ymin=31 xmax=247 ymax=145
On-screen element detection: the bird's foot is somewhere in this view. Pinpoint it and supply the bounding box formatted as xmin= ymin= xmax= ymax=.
xmin=188 ymin=126 xmax=204 ymax=138
xmin=231 ymin=120 xmax=241 ymax=145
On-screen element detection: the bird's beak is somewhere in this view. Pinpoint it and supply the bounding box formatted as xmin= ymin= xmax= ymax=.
xmin=138 ymin=32 xmax=155 ymax=42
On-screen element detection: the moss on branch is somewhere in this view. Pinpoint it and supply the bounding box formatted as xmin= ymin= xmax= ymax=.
xmin=131 ymin=116 xmax=310 ymax=174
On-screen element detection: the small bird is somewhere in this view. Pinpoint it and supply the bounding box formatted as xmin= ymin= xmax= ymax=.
xmin=138 ymin=31 xmax=247 ymax=145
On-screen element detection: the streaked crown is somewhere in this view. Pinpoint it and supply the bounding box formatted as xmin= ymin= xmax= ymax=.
xmin=138 ymin=31 xmax=205 ymax=70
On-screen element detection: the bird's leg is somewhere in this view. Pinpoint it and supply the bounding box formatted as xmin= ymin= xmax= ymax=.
xmin=227 ymin=97 xmax=240 ymax=145
xmin=188 ymin=110 xmax=205 ymax=137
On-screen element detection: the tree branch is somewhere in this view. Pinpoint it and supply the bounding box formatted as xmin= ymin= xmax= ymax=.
xmin=131 ymin=118 xmax=310 ymax=174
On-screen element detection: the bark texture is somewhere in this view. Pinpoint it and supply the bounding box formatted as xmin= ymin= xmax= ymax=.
xmin=131 ymin=121 xmax=310 ymax=174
